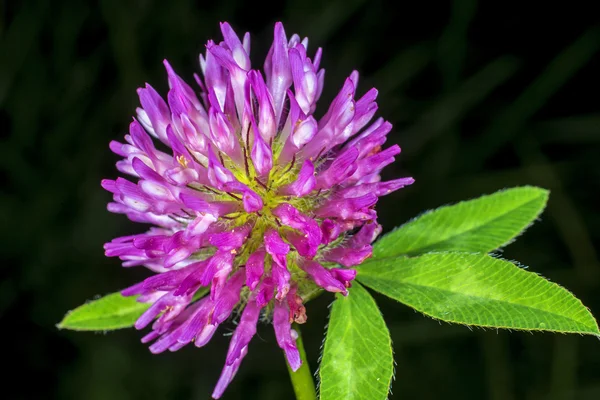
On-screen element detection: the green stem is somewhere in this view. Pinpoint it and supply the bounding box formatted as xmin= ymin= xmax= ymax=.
xmin=286 ymin=323 xmax=318 ymax=400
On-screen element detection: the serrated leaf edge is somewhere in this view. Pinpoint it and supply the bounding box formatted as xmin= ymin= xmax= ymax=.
xmin=357 ymin=252 xmax=600 ymax=337
xmin=374 ymin=186 xmax=549 ymax=256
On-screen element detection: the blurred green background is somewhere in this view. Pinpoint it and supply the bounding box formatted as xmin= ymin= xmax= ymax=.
xmin=1 ymin=0 xmax=599 ymax=399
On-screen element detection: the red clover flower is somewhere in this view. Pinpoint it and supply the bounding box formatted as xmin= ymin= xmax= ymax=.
xmin=102 ymin=21 xmax=413 ymax=398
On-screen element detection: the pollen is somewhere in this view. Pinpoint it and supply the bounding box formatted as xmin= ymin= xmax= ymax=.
xmin=176 ymin=155 xmax=189 ymax=168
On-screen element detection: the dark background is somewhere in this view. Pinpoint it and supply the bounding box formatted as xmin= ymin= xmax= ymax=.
xmin=1 ymin=0 xmax=599 ymax=399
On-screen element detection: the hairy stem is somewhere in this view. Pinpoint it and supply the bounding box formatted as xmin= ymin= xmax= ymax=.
xmin=286 ymin=323 xmax=317 ymax=400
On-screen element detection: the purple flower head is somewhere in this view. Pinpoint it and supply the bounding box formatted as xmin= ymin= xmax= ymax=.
xmin=103 ymin=21 xmax=413 ymax=398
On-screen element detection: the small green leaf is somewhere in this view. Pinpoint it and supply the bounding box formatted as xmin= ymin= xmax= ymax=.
xmin=58 ymin=287 xmax=209 ymax=331
xmin=319 ymin=283 xmax=393 ymax=400
xmin=58 ymin=292 xmax=151 ymax=331
xmin=358 ymin=252 xmax=600 ymax=336
xmin=374 ymin=186 xmax=549 ymax=257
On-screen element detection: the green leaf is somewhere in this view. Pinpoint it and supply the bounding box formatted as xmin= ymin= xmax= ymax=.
xmin=358 ymin=252 xmax=600 ymax=335
xmin=57 ymin=292 xmax=150 ymax=331
xmin=374 ymin=186 xmax=549 ymax=257
xmin=57 ymin=287 xmax=210 ymax=331
xmin=319 ymin=283 xmax=394 ymax=400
